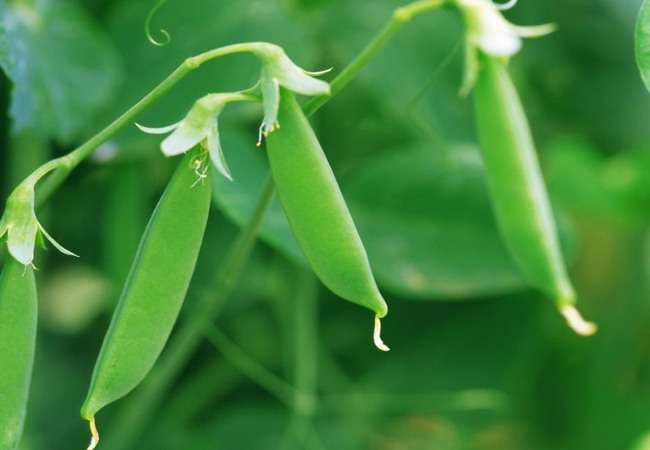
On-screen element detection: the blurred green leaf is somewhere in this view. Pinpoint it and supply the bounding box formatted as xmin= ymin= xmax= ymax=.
xmin=545 ymin=136 xmax=650 ymax=228
xmin=182 ymin=404 xmax=288 ymax=449
xmin=101 ymin=162 xmax=150 ymax=285
xmin=0 ymin=0 xmax=121 ymax=142
xmin=38 ymin=265 xmax=113 ymax=335
xmin=544 ymin=137 xmax=616 ymax=217
xmin=343 ymin=143 xmax=526 ymax=300
xmin=603 ymin=148 xmax=650 ymax=227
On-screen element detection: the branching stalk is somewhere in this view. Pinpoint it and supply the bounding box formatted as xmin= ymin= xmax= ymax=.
xmin=205 ymin=326 xmax=296 ymax=407
xmin=30 ymin=43 xmax=270 ymax=206
xmin=0 ymin=1 xmax=450 ymax=447
xmin=100 ymin=1 xmax=446 ymax=447
xmin=303 ymin=0 xmax=445 ymax=116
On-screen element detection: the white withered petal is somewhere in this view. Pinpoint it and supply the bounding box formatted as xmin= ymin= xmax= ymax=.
xmin=137 ymin=93 xmax=254 ymax=180
xmin=457 ymin=0 xmax=555 ymax=58
xmin=252 ymin=43 xmax=330 ymax=135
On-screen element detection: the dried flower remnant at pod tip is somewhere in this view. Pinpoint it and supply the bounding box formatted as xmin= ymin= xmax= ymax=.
xmin=251 ymin=43 xmax=331 ymax=141
xmin=0 ymin=182 xmax=77 ymax=266
xmin=86 ymin=418 xmax=99 ymax=450
xmin=561 ymin=305 xmax=597 ymax=336
xmin=374 ymin=315 xmax=390 ymax=352
xmin=137 ymin=93 xmax=256 ymax=181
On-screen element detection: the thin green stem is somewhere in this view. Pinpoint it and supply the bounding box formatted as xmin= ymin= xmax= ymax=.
xmin=27 ymin=0 xmax=444 ymax=202
xmin=34 ymin=63 xmax=191 ymax=205
xmin=98 ymin=1 xmax=447 ymax=445
xmin=406 ymin=38 xmax=462 ymax=114
xmin=291 ymin=270 xmax=319 ymax=416
xmin=303 ymin=0 xmax=446 ymax=117
xmin=189 ymin=42 xmax=266 ymax=67
xmin=27 ymin=0 xmax=445 ymax=203
xmin=318 ymin=389 xmax=510 ymax=415
xmin=158 ymin=359 xmax=242 ymax=425
xmin=205 ymin=325 xmax=296 ymax=407
xmin=396 ymin=0 xmax=447 ymax=18
xmin=285 ymin=270 xmax=321 ymax=448
xmin=33 ymin=43 xmax=266 ymax=206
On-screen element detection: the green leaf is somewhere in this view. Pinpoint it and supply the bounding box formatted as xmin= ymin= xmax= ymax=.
xmin=342 ymin=144 xmax=527 ymax=300
xmin=545 ymin=136 xmax=650 ymax=228
xmin=636 ymin=0 xmax=650 ymax=93
xmin=0 ymin=0 xmax=121 ymax=142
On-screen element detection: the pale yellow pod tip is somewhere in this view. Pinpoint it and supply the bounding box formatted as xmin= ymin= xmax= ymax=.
xmin=374 ymin=315 xmax=390 ymax=352
xmin=86 ymin=417 xmax=99 ymax=450
xmin=561 ymin=305 xmax=597 ymax=336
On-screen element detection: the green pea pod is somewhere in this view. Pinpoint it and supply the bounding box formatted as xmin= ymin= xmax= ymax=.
xmin=81 ymin=150 xmax=212 ymax=440
xmin=0 ymin=257 xmax=37 ymax=450
xmin=265 ymin=88 xmax=389 ymax=350
xmin=472 ymin=53 xmax=595 ymax=335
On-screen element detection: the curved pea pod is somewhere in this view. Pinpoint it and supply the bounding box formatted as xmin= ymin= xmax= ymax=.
xmin=472 ymin=53 xmax=595 ymax=335
xmin=81 ymin=150 xmax=211 ymax=432
xmin=265 ymin=88 xmax=389 ymax=350
xmin=0 ymin=257 xmax=37 ymax=450
xmin=636 ymin=0 xmax=650 ymax=93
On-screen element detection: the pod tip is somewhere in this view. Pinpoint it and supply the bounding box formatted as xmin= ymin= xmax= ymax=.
xmin=561 ymin=305 xmax=597 ymax=336
xmin=86 ymin=417 xmax=99 ymax=450
xmin=374 ymin=315 xmax=390 ymax=352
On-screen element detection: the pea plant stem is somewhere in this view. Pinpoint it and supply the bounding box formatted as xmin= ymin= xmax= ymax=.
xmin=33 ymin=43 xmax=266 ymax=208
xmin=291 ymin=270 xmax=319 ymax=416
xmin=90 ymin=0 xmax=446 ymax=445
xmin=285 ymin=270 xmax=321 ymax=447
xmin=25 ymin=0 xmax=445 ymax=205
xmin=204 ymin=325 xmax=296 ymax=407
xmin=24 ymin=0 xmax=446 ymax=204
xmin=318 ymin=389 xmax=510 ymax=415
xmin=33 ymin=63 xmax=189 ymax=206
xmin=303 ymin=0 xmax=445 ymax=116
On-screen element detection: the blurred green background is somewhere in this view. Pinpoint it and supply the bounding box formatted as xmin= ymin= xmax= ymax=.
xmin=2 ymin=0 xmax=650 ymax=448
